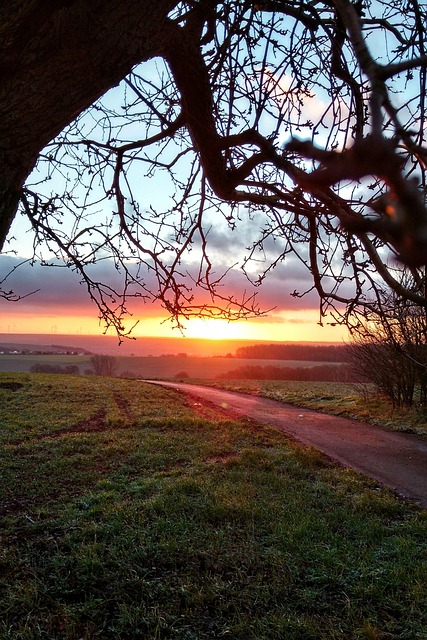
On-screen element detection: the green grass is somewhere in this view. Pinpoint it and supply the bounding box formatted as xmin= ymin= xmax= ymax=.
xmin=196 ymin=379 xmax=427 ymax=437
xmin=1 ymin=373 xmax=427 ymax=639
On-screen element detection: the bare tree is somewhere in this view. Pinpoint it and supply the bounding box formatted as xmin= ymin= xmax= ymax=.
xmin=88 ymin=355 xmax=119 ymax=377
xmin=347 ymin=329 xmax=417 ymax=407
xmin=1 ymin=1 xmax=427 ymax=335
xmin=347 ymin=270 xmax=427 ymax=407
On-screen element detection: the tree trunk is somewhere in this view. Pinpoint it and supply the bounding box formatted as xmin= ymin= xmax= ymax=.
xmin=0 ymin=0 xmax=176 ymax=250
xmin=0 ymin=178 xmax=21 ymax=249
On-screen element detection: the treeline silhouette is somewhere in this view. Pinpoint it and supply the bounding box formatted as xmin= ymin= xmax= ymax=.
xmin=218 ymin=364 xmax=354 ymax=382
xmin=234 ymin=343 xmax=348 ymax=362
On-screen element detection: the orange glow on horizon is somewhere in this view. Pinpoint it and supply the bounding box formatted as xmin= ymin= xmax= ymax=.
xmin=0 ymin=309 xmax=349 ymax=343
xmin=134 ymin=310 xmax=349 ymax=343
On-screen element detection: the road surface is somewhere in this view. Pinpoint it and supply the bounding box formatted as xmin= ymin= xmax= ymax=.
xmin=146 ymin=381 xmax=427 ymax=508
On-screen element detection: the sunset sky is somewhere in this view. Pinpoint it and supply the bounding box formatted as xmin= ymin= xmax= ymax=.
xmin=0 ymin=135 xmax=351 ymax=346
xmin=1 ymin=183 xmax=350 ymax=343
xmin=0 ymin=56 xmax=352 ymax=346
xmin=0 ymin=251 xmax=348 ymax=343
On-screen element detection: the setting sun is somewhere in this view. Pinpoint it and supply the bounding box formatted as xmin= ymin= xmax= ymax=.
xmin=178 ymin=311 xmax=349 ymax=344
xmin=183 ymin=318 xmax=253 ymax=341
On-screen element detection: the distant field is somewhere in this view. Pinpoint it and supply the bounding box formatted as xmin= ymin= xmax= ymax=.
xmin=0 ymin=353 xmax=338 ymax=378
xmin=0 ymin=354 xmax=90 ymax=373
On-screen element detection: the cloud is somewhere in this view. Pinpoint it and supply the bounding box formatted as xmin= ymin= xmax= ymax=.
xmin=0 ymin=251 xmax=325 ymax=324
xmin=0 ymin=256 xmax=119 ymax=314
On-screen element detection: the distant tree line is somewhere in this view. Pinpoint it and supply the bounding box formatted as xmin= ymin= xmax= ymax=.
xmin=234 ymin=344 xmax=349 ymax=362
xmin=218 ymin=364 xmax=353 ymax=382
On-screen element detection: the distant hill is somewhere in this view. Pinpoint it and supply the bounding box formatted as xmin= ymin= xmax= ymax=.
xmin=0 ymin=333 xmax=342 ymax=358
xmin=0 ymin=342 xmax=92 ymax=355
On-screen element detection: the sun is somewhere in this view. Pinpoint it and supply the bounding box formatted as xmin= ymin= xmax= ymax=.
xmin=184 ymin=318 xmax=250 ymax=341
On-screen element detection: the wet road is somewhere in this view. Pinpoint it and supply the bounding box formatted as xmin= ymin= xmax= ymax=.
xmin=146 ymin=381 xmax=427 ymax=508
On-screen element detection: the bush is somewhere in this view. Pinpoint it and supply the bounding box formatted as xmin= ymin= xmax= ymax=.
xmin=217 ymin=364 xmax=353 ymax=382
xmin=175 ymin=371 xmax=190 ymax=379
xmin=30 ymin=363 xmax=80 ymax=375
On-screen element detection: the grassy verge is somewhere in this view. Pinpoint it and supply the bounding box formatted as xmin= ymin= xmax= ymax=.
xmin=191 ymin=379 xmax=427 ymax=437
xmin=1 ymin=373 xmax=426 ymax=639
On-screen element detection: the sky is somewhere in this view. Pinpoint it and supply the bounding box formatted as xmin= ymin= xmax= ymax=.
xmin=0 ymin=251 xmax=348 ymax=343
xmin=0 ymin=89 xmax=352 ymax=344
xmin=1 ymin=9 xmax=381 ymax=347
xmin=1 ymin=133 xmax=349 ymax=344
xmin=0 ymin=86 xmax=352 ymax=344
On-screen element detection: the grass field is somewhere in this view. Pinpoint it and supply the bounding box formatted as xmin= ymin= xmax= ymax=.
xmin=1 ymin=372 xmax=426 ymax=639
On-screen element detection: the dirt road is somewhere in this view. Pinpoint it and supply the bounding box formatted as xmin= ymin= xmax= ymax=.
xmin=146 ymin=381 xmax=427 ymax=508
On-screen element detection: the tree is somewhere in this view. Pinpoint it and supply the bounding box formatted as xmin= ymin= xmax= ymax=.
xmin=1 ymin=1 xmax=427 ymax=336
xmin=346 ymin=270 xmax=427 ymax=407
xmin=347 ymin=328 xmax=418 ymax=407
xmin=88 ymin=354 xmax=119 ymax=377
